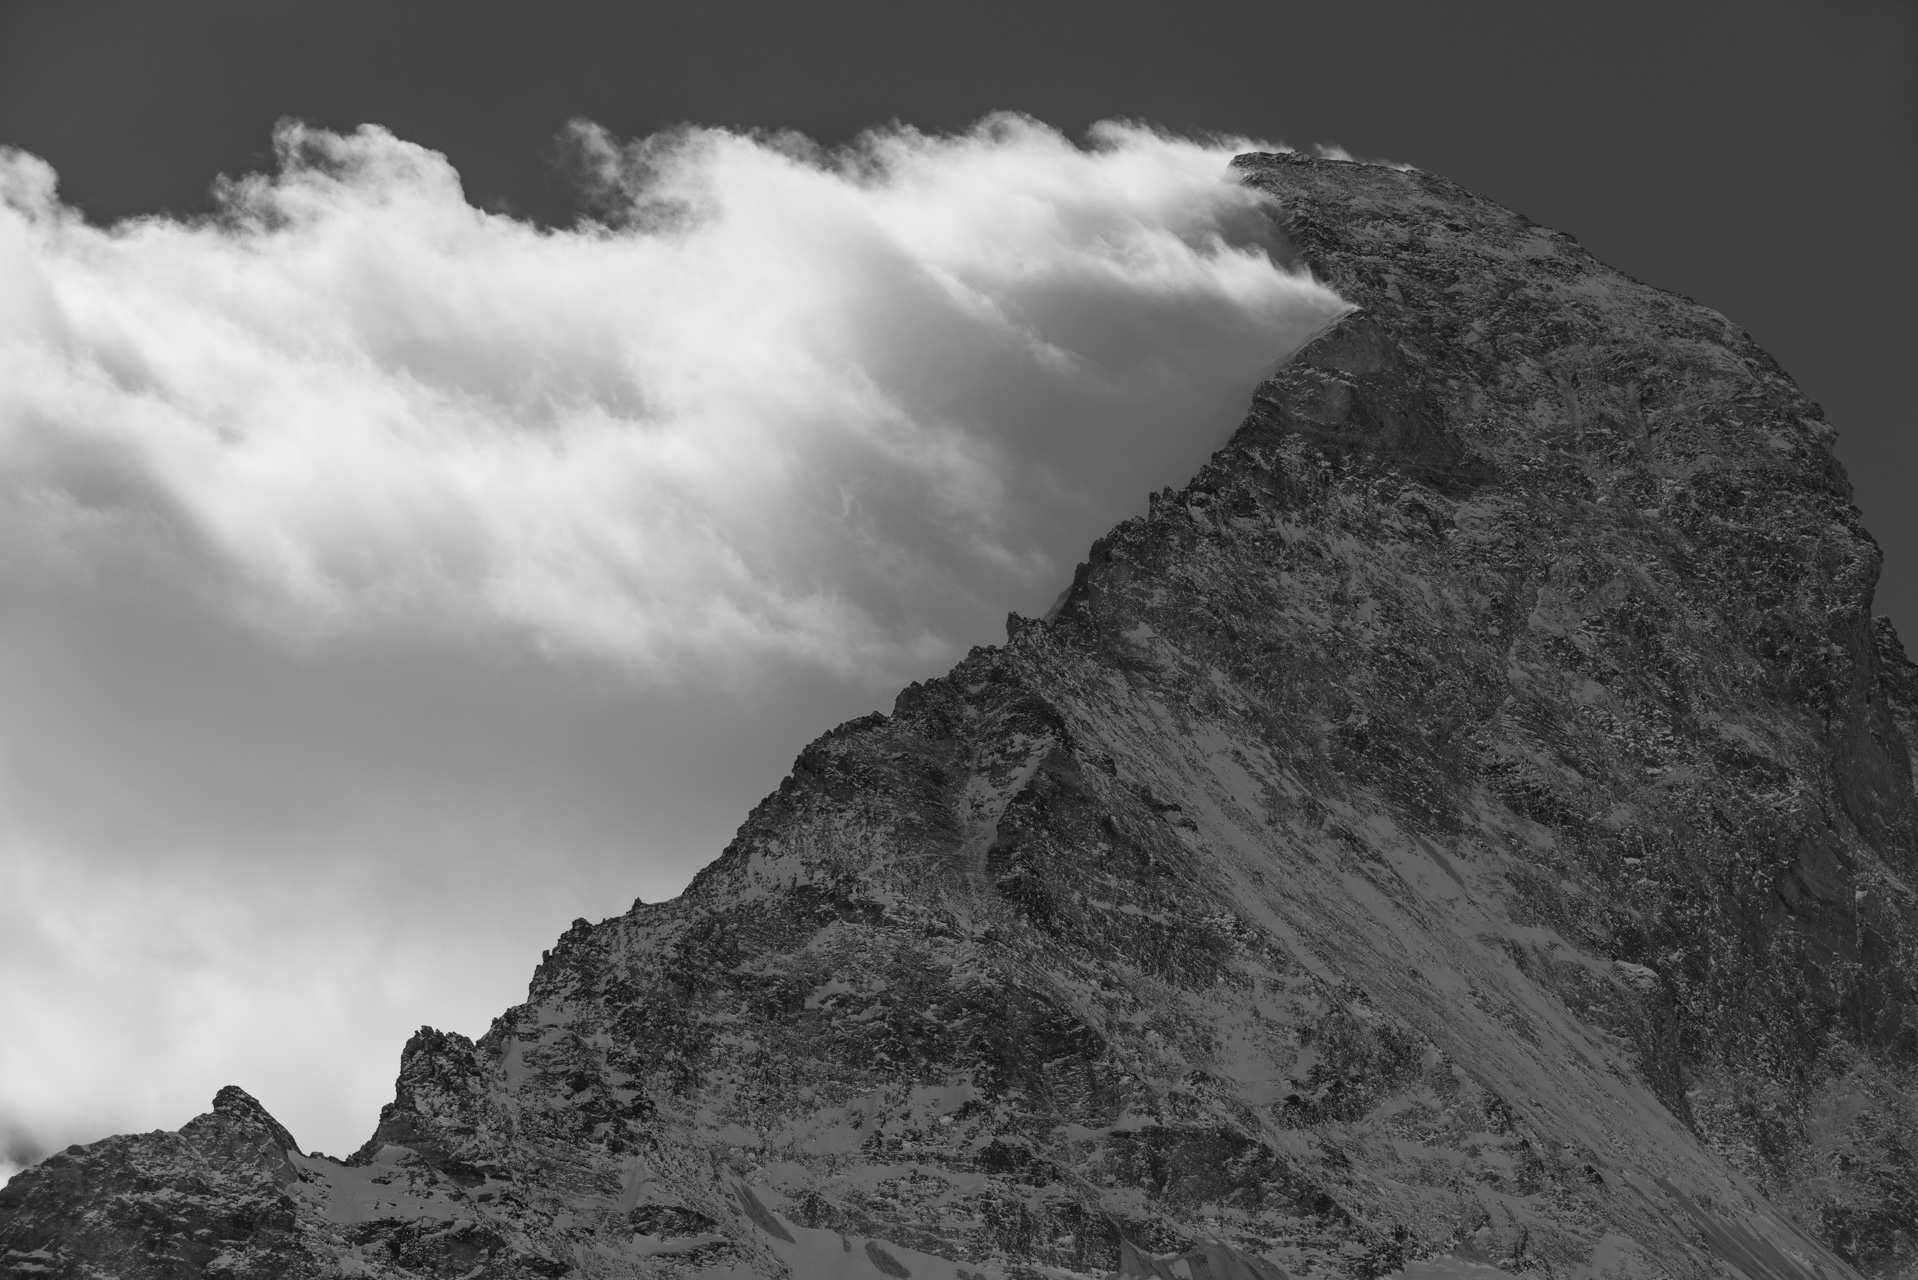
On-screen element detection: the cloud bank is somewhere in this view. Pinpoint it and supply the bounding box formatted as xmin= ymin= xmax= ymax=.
xmin=0 ymin=115 xmax=1346 ymax=1169
xmin=0 ymin=115 xmax=1342 ymax=683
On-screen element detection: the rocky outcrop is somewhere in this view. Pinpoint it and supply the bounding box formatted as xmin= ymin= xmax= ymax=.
xmin=0 ymin=1087 xmax=314 ymax=1278
xmin=6 ymin=151 xmax=1916 ymax=1279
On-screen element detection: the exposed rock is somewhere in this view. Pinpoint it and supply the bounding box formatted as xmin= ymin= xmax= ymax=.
xmin=0 ymin=1087 xmax=315 ymax=1278
xmin=5 ymin=151 xmax=1915 ymax=1279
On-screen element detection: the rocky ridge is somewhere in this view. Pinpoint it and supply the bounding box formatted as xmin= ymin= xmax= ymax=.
xmin=4 ymin=151 xmax=1915 ymax=1280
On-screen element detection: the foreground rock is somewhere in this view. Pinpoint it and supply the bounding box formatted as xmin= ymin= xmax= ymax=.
xmin=6 ymin=151 xmax=1915 ymax=1280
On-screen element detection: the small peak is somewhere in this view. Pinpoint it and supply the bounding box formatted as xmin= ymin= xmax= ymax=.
xmin=211 ymin=1084 xmax=275 ymax=1123
xmin=397 ymin=1026 xmax=482 ymax=1081
xmin=402 ymin=1024 xmax=477 ymax=1056
xmin=199 ymin=1085 xmax=301 ymax=1154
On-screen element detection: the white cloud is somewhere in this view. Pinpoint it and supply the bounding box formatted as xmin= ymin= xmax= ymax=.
xmin=0 ymin=115 xmax=1347 ymax=1164
xmin=0 ymin=114 xmax=1342 ymax=682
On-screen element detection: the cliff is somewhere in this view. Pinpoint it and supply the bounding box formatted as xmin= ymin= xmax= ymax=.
xmin=5 ymin=151 xmax=1915 ymax=1280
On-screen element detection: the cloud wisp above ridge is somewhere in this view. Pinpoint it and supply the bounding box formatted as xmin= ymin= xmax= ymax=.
xmin=0 ymin=115 xmax=1347 ymax=1171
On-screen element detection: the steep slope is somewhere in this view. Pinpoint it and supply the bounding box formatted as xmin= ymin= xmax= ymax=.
xmin=5 ymin=151 xmax=1916 ymax=1280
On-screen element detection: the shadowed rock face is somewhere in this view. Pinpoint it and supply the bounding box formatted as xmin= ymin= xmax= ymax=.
xmin=5 ymin=152 xmax=1916 ymax=1280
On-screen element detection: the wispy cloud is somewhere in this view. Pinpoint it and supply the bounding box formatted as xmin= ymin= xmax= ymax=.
xmin=0 ymin=115 xmax=1346 ymax=1162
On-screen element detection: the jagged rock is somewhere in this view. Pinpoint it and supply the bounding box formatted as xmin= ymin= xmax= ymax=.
xmin=6 ymin=151 xmax=1916 ymax=1280
xmin=0 ymin=1087 xmax=315 ymax=1278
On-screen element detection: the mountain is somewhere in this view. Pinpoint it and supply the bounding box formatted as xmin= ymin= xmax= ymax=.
xmin=4 ymin=150 xmax=1915 ymax=1280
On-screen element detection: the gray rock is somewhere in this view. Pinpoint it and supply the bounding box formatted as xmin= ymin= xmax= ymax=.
xmin=6 ymin=151 xmax=1914 ymax=1279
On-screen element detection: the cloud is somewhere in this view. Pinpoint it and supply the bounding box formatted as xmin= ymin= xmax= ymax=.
xmin=0 ymin=115 xmax=1347 ymax=1164
xmin=0 ymin=114 xmax=1343 ymax=683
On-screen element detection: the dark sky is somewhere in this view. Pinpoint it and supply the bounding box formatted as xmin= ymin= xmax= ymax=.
xmin=2 ymin=0 xmax=1912 ymax=632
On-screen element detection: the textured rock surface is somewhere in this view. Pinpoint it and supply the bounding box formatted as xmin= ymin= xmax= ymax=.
xmin=5 ymin=152 xmax=1916 ymax=1280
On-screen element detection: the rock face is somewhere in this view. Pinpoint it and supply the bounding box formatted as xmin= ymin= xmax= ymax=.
xmin=6 ymin=152 xmax=1917 ymax=1280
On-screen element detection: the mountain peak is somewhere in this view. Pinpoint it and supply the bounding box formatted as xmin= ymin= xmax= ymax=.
xmin=5 ymin=149 xmax=1914 ymax=1280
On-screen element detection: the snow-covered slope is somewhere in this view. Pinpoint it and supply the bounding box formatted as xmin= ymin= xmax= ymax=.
xmin=6 ymin=151 xmax=1915 ymax=1280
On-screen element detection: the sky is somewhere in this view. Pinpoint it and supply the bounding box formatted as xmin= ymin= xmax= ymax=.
xmin=0 ymin=0 xmax=1912 ymax=1176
